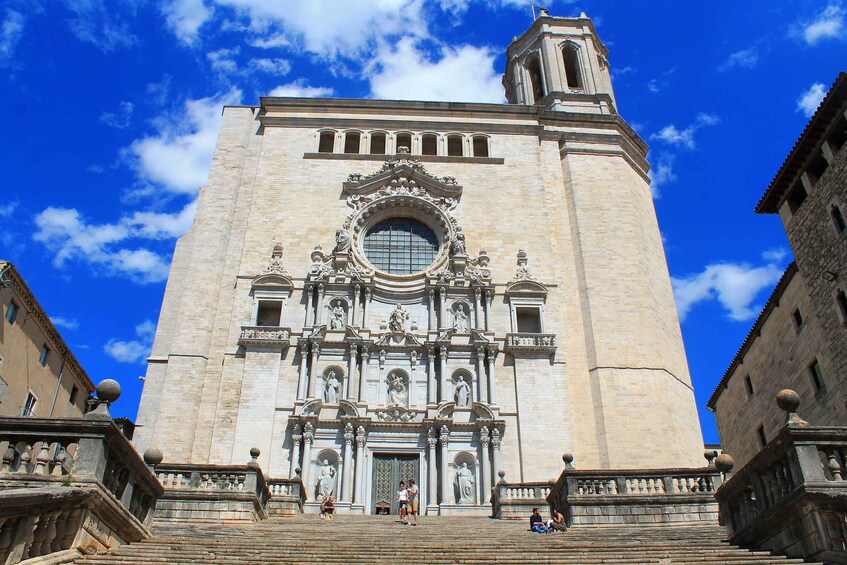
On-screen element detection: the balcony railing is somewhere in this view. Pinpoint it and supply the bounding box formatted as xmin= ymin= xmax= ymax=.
xmin=503 ymin=333 xmax=556 ymax=355
xmin=238 ymin=326 xmax=292 ymax=349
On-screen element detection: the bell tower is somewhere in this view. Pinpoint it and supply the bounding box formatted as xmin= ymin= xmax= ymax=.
xmin=503 ymin=10 xmax=617 ymax=114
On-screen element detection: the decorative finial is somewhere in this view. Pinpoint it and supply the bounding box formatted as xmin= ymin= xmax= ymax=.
xmin=86 ymin=379 xmax=121 ymax=420
xmin=143 ymin=446 xmax=164 ymax=468
xmin=562 ymin=453 xmax=574 ymax=469
xmin=776 ymin=389 xmax=808 ymax=427
xmin=704 ymin=450 xmax=717 ymax=467
xmin=715 ymin=453 xmax=734 ymax=477
xmin=248 ymin=447 xmax=261 ymax=469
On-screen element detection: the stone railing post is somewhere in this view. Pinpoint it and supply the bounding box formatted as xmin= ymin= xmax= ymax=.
xmin=245 ymin=447 xmax=261 ymax=493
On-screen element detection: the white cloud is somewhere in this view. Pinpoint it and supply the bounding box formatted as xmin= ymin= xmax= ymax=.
xmin=100 ymin=101 xmax=134 ymax=129
xmin=51 ymin=316 xmax=79 ymax=330
xmin=650 ymin=113 xmax=719 ymax=150
xmin=126 ymin=201 xmax=197 ymax=239
xmin=146 ymin=75 xmax=172 ymax=106
xmin=439 ymin=0 xmax=469 ymax=16
xmin=267 ymin=79 xmax=333 ymax=98
xmin=796 ymin=82 xmax=826 ymax=117
xmin=799 ymin=2 xmax=844 ymax=45
xmin=648 ymin=155 xmax=676 ymax=198
xmin=207 ymin=47 xmax=290 ymax=79
xmin=611 ymin=66 xmax=635 ymax=78
xmin=762 ymin=248 xmax=790 ymax=262
xmin=367 ymin=37 xmax=505 ymax=103
xmin=0 ymin=200 xmax=18 ymax=217
xmin=126 ymin=89 xmax=241 ymax=194
xmin=0 ymin=9 xmax=25 ymax=68
xmin=162 ymin=0 xmax=212 ymax=46
xmin=718 ymin=47 xmax=759 ymax=71
xmin=672 ymin=258 xmax=785 ymax=322
xmin=104 ymin=320 xmax=155 ymax=363
xmin=59 ymin=0 xmax=137 ymax=51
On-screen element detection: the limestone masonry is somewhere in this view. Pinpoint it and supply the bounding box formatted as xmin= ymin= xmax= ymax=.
xmin=135 ymin=13 xmax=705 ymax=516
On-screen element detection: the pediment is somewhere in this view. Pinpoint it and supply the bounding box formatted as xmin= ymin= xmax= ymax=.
xmin=374 ymin=331 xmax=424 ymax=348
xmin=251 ymin=273 xmax=294 ymax=292
xmin=343 ymin=160 xmax=462 ymax=199
xmin=505 ymin=279 xmax=548 ymax=299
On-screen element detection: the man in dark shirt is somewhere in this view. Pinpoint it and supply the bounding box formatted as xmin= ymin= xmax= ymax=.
xmin=530 ymin=507 xmax=549 ymax=533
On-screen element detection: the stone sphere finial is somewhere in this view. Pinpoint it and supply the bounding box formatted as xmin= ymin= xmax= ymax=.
xmin=497 ymin=470 xmax=506 ymax=483
xmin=704 ymin=450 xmax=717 ymax=466
xmin=562 ymin=452 xmax=574 ymax=469
xmin=96 ymin=379 xmax=121 ymax=403
xmin=295 ymin=466 xmax=302 ymax=478
xmin=143 ymin=446 xmax=164 ymax=467
xmin=776 ymin=389 xmax=809 ymax=427
xmin=715 ymin=453 xmax=734 ymax=473
xmin=250 ymin=447 xmax=261 ymax=458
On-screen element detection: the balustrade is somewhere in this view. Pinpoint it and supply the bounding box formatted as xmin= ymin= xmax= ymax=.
xmin=238 ymin=326 xmax=292 ymax=349
xmin=503 ymin=333 xmax=556 ymax=355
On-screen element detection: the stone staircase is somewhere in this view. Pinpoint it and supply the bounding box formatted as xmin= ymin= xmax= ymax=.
xmin=76 ymin=515 xmax=822 ymax=565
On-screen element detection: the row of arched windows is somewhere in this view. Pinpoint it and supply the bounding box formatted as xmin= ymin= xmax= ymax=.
xmin=316 ymin=130 xmax=491 ymax=158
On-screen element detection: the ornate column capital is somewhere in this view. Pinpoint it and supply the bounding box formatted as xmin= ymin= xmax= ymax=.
xmin=364 ymin=287 xmax=372 ymax=299
xmin=361 ymin=345 xmax=370 ymax=360
xmin=485 ymin=289 xmax=494 ymax=304
xmin=355 ymin=425 xmax=367 ymax=448
xmin=349 ymin=343 xmax=358 ymax=358
xmin=343 ymin=422 xmax=354 ymax=445
xmin=479 ymin=424 xmax=490 ymax=447
xmin=303 ymin=422 xmax=315 ymax=445
xmin=317 ymin=283 xmax=325 ymax=296
xmin=474 ymin=287 xmax=482 ymax=301
xmin=427 ymin=427 xmax=438 ymax=448
xmin=486 ymin=345 xmax=498 ymax=358
xmin=476 ymin=345 xmax=485 ymax=358
xmin=490 ymin=426 xmax=501 ymax=450
xmin=439 ymin=424 xmax=450 ymax=445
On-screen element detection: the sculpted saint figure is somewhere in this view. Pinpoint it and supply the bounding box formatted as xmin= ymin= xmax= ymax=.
xmin=456 ymin=462 xmax=475 ymax=503
xmin=387 ymin=373 xmax=407 ymax=407
xmin=318 ymin=459 xmax=337 ymax=498
xmin=324 ymin=371 xmax=340 ymax=404
xmin=330 ymin=303 xmax=345 ymax=330
xmin=450 ymin=231 xmax=466 ymax=256
xmin=389 ymin=304 xmax=408 ymax=333
xmin=454 ymin=376 xmax=471 ymax=407
xmin=335 ymin=228 xmax=352 ymax=253
xmin=452 ymin=305 xmax=468 ymax=333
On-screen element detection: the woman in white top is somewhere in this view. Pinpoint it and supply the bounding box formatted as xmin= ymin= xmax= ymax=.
xmin=395 ymin=481 xmax=409 ymax=524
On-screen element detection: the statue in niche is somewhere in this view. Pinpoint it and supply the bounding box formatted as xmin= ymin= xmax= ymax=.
xmin=329 ymin=301 xmax=345 ymax=330
xmin=335 ymin=228 xmax=352 ymax=253
xmin=455 ymin=462 xmax=475 ymax=504
xmin=387 ymin=373 xmax=408 ymax=407
xmin=452 ymin=304 xmax=469 ymax=333
xmin=317 ymin=459 xmax=337 ymax=498
xmin=324 ymin=371 xmax=341 ymax=404
xmin=454 ymin=375 xmax=471 ymax=407
xmin=450 ymin=230 xmax=467 ymax=256
xmin=389 ymin=304 xmax=409 ymax=333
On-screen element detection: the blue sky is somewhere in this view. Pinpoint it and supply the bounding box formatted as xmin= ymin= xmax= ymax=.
xmin=0 ymin=0 xmax=844 ymax=444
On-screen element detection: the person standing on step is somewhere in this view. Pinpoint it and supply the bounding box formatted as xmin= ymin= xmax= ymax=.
xmin=406 ymin=479 xmax=419 ymax=526
xmin=396 ymin=481 xmax=409 ymax=524
xmin=529 ymin=507 xmax=549 ymax=533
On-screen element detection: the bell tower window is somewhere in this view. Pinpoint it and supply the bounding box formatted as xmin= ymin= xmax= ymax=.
xmin=562 ymin=44 xmax=582 ymax=89
xmin=526 ymin=56 xmax=544 ymax=104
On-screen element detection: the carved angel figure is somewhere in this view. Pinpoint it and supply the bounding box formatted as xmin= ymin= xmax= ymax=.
xmin=450 ymin=230 xmax=467 ymax=256
xmin=324 ymin=371 xmax=341 ymax=404
xmin=452 ymin=305 xmax=469 ymax=333
xmin=318 ymin=459 xmax=337 ymax=498
xmin=387 ymin=373 xmax=407 ymax=407
xmin=456 ymin=462 xmax=475 ymax=504
xmin=454 ymin=376 xmax=471 ymax=407
xmin=330 ymin=302 xmax=345 ymax=330
xmin=335 ymin=228 xmax=352 ymax=253
xmin=389 ymin=304 xmax=408 ymax=333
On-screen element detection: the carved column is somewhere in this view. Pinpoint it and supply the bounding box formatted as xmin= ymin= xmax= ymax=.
xmin=438 ymin=287 xmax=447 ymax=329
xmin=491 ymin=427 xmax=502 ymax=482
xmin=377 ymin=350 xmax=387 ymax=406
xmin=351 ymin=284 xmax=360 ymax=327
xmin=301 ymin=422 xmax=315 ymax=501
xmin=438 ymin=346 xmax=448 ymax=402
xmin=479 ymin=426 xmax=492 ymax=493
xmin=309 ymin=342 xmax=321 ymax=398
xmin=315 ymin=284 xmax=325 ymax=326
xmin=427 ymin=427 xmax=438 ymax=509
xmin=359 ymin=346 xmax=370 ymax=402
xmin=341 ymin=423 xmax=354 ymax=503
xmin=473 ymin=288 xmax=482 ymax=329
xmin=428 ymin=289 xmax=436 ymax=331
xmin=439 ymin=425 xmax=450 ymax=504
xmin=476 ymin=346 xmax=487 ymax=403
xmin=426 ymin=345 xmax=436 ymax=405
xmin=484 ymin=290 xmax=493 ymax=331
xmin=409 ymin=351 xmax=418 ymax=408
xmin=297 ymin=341 xmax=309 ymax=400
xmin=353 ymin=426 xmax=366 ymax=505
xmin=486 ymin=347 xmax=498 ymax=406
xmin=347 ymin=345 xmax=358 ymax=401
xmin=304 ymin=284 xmax=314 ymax=327
xmin=363 ymin=287 xmax=372 ymax=328
xmin=289 ymin=424 xmax=302 ymax=479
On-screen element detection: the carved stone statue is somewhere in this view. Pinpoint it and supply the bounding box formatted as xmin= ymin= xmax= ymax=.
xmin=456 ymin=462 xmax=475 ymax=503
xmin=454 ymin=376 xmax=471 ymax=407
xmin=389 ymin=304 xmax=408 ymax=333
xmin=318 ymin=459 xmax=337 ymax=498
xmin=324 ymin=371 xmax=341 ymax=404
xmin=335 ymin=228 xmax=352 ymax=253
xmin=387 ymin=373 xmax=407 ymax=407
xmin=330 ymin=302 xmax=345 ymax=330
xmin=452 ymin=304 xmax=469 ymax=333
xmin=450 ymin=230 xmax=467 ymax=256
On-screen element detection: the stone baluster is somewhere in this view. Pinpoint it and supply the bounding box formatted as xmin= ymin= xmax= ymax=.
xmin=438 ymin=346 xmax=448 ymax=402
xmin=427 ymin=427 xmax=438 ymax=509
xmin=289 ymin=424 xmax=302 ymax=479
xmin=301 ymin=422 xmax=314 ymax=501
xmin=479 ymin=426 xmax=492 ymax=495
xmin=39 ymin=510 xmax=61 ymax=557
xmin=315 ymin=284 xmax=325 ymax=326
xmin=476 ymin=346 xmax=487 ymax=403
xmin=438 ymin=287 xmax=447 ymax=329
xmin=2 ymin=442 xmax=15 ymax=472
xmin=34 ymin=440 xmax=51 ymax=475
xmin=428 ymin=289 xmax=436 ymax=331
xmin=304 ymin=283 xmax=314 ymax=327
xmin=353 ymin=426 xmax=367 ymax=505
xmin=308 ymin=342 xmax=321 ymax=398
xmin=347 ymin=345 xmax=358 ymax=401
xmin=426 ymin=345 xmax=436 ymax=405
xmin=486 ymin=347 xmax=498 ymax=406
xmin=491 ymin=427 xmax=502 ymax=481
xmin=363 ymin=288 xmax=372 ymax=328
xmin=351 ymin=284 xmax=360 ymax=327
xmin=341 ymin=423 xmax=354 ymax=503
xmin=473 ymin=288 xmax=482 ymax=329
xmin=439 ymin=425 xmax=451 ymax=504
xmin=484 ymin=289 xmax=493 ymax=331
xmin=827 ymin=450 xmax=843 ymax=480
xmin=18 ymin=444 xmax=32 ymax=474
xmin=296 ymin=341 xmax=309 ymax=400
xmin=359 ymin=346 xmax=370 ymax=402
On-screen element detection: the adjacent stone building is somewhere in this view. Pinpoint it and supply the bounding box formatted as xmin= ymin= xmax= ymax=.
xmin=135 ymin=13 xmax=705 ymax=515
xmin=0 ymin=261 xmax=95 ymax=418
xmin=709 ymin=72 xmax=847 ymax=468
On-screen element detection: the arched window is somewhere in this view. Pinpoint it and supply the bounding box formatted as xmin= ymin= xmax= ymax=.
xmin=472 ymin=136 xmax=489 ymax=158
xmin=318 ymin=131 xmax=335 ymax=153
xmin=396 ymin=133 xmax=412 ymax=154
xmin=370 ymin=132 xmax=387 ymax=155
xmin=831 ymin=205 xmax=846 ymax=234
xmin=526 ymin=56 xmax=544 ymax=104
xmin=344 ymin=131 xmax=361 ymax=154
xmin=363 ymin=218 xmax=439 ymax=275
xmin=447 ymin=135 xmax=463 ymax=157
xmin=421 ymin=134 xmax=438 ymax=156
xmin=562 ymin=44 xmax=582 ymax=89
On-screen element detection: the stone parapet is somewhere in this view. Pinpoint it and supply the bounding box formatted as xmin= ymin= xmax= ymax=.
xmin=266 ymin=478 xmax=305 ymax=516
xmin=492 ymin=481 xmax=553 ymax=520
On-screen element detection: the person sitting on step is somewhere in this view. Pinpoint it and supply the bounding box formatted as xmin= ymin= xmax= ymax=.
xmin=547 ymin=508 xmax=567 ymax=532
xmin=319 ymin=496 xmax=329 ymax=520
xmin=529 ymin=507 xmax=549 ymax=533
xmin=323 ymin=496 xmax=335 ymax=520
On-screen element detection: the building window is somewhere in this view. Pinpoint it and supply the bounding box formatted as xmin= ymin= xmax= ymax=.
xmin=69 ymin=385 xmax=79 ymax=406
xmin=318 ymin=131 xmax=335 ymax=153
xmin=786 ymin=182 xmax=807 ymax=213
xmin=831 ymin=205 xmax=846 ymax=234
xmin=447 ymin=135 xmax=463 ymax=157
xmin=21 ymin=391 xmax=37 ymax=417
xmin=421 ymin=134 xmax=438 ymax=156
xmin=515 ymin=307 xmax=542 ymax=333
xmin=808 ymin=359 xmax=824 ymax=391
xmin=39 ymin=345 xmax=50 ymax=367
xmin=828 ymin=115 xmax=847 ymax=152
xmin=5 ymin=300 xmax=19 ymax=324
xmin=836 ymin=290 xmax=847 ymax=325
xmin=472 ymin=136 xmax=489 ymax=158
xmin=791 ymin=307 xmax=804 ymax=330
xmin=370 ymin=132 xmax=387 ymax=155
xmin=806 ymin=152 xmax=829 ymax=185
xmin=396 ymin=133 xmax=412 ymax=154
xmin=526 ymin=55 xmax=544 ymax=104
xmin=756 ymin=425 xmax=767 ymax=448
xmin=744 ymin=375 xmax=754 ymax=396
xmin=562 ymin=43 xmax=582 ymax=89
xmin=344 ymin=131 xmax=361 ymax=154
xmin=362 ymin=218 xmax=439 ymax=275
xmin=256 ymin=300 xmax=283 ymax=326
xmin=0 ymin=375 xmax=7 ymax=403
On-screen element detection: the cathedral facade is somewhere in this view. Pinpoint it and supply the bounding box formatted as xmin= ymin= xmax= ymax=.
xmin=135 ymin=13 xmax=705 ymax=515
